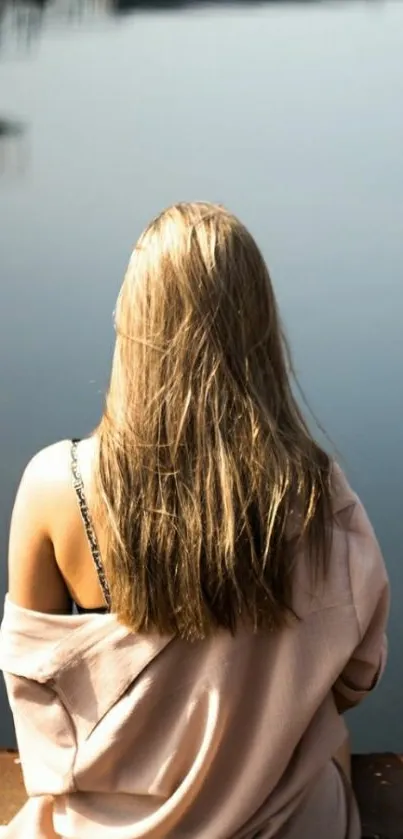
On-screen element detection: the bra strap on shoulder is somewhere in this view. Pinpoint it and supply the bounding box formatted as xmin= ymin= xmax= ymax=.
xmin=70 ymin=439 xmax=112 ymax=611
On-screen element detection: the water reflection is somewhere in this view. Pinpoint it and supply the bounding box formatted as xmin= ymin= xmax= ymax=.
xmin=0 ymin=0 xmax=106 ymax=52
xmin=0 ymin=0 xmax=381 ymax=60
xmin=0 ymin=0 xmax=371 ymax=41
xmin=110 ymin=0 xmax=368 ymax=9
xmin=0 ymin=116 xmax=24 ymax=137
xmin=0 ymin=116 xmax=27 ymax=177
xmin=1 ymin=0 xmax=45 ymax=48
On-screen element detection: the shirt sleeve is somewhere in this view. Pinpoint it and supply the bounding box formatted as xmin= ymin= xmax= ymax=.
xmin=0 ymin=598 xmax=77 ymax=798
xmin=2 ymin=670 xmax=77 ymax=797
xmin=333 ymin=496 xmax=389 ymax=704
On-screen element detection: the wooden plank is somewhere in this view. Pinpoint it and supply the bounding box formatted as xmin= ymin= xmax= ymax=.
xmin=352 ymin=754 xmax=403 ymax=839
xmin=0 ymin=752 xmax=26 ymax=827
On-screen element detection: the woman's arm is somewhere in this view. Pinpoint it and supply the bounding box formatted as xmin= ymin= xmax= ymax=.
xmin=8 ymin=449 xmax=71 ymax=614
xmin=332 ymin=496 xmax=389 ymax=713
xmin=333 ymin=691 xmax=359 ymax=715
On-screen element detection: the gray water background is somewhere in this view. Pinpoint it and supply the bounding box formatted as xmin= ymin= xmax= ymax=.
xmin=0 ymin=0 xmax=402 ymax=751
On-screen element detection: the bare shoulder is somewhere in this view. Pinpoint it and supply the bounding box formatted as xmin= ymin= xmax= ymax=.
xmin=11 ymin=440 xmax=73 ymax=537
xmin=20 ymin=439 xmax=73 ymax=490
xmin=15 ymin=437 xmax=99 ymax=535
xmin=8 ymin=440 xmax=76 ymax=613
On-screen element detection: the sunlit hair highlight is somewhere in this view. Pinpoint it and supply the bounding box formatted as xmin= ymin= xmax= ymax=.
xmin=95 ymin=202 xmax=333 ymax=640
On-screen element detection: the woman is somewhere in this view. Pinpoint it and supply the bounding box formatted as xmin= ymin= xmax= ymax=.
xmin=1 ymin=203 xmax=389 ymax=839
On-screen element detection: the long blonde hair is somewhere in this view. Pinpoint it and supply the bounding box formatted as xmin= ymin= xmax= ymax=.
xmin=96 ymin=202 xmax=332 ymax=640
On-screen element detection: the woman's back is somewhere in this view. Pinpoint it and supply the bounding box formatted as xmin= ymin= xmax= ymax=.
xmin=2 ymin=440 xmax=387 ymax=839
xmin=7 ymin=437 xmax=110 ymax=615
xmin=1 ymin=203 xmax=389 ymax=838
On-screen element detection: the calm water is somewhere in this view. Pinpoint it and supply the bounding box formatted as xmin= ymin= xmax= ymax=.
xmin=0 ymin=0 xmax=402 ymax=752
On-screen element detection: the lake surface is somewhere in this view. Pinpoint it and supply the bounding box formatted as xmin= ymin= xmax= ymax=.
xmin=0 ymin=0 xmax=402 ymax=752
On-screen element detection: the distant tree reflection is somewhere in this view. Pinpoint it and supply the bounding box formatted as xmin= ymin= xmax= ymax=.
xmin=0 ymin=0 xmax=378 ymax=53
xmin=0 ymin=0 xmax=107 ymax=52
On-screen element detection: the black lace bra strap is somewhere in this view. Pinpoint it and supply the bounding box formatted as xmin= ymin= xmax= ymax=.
xmin=70 ymin=439 xmax=111 ymax=611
